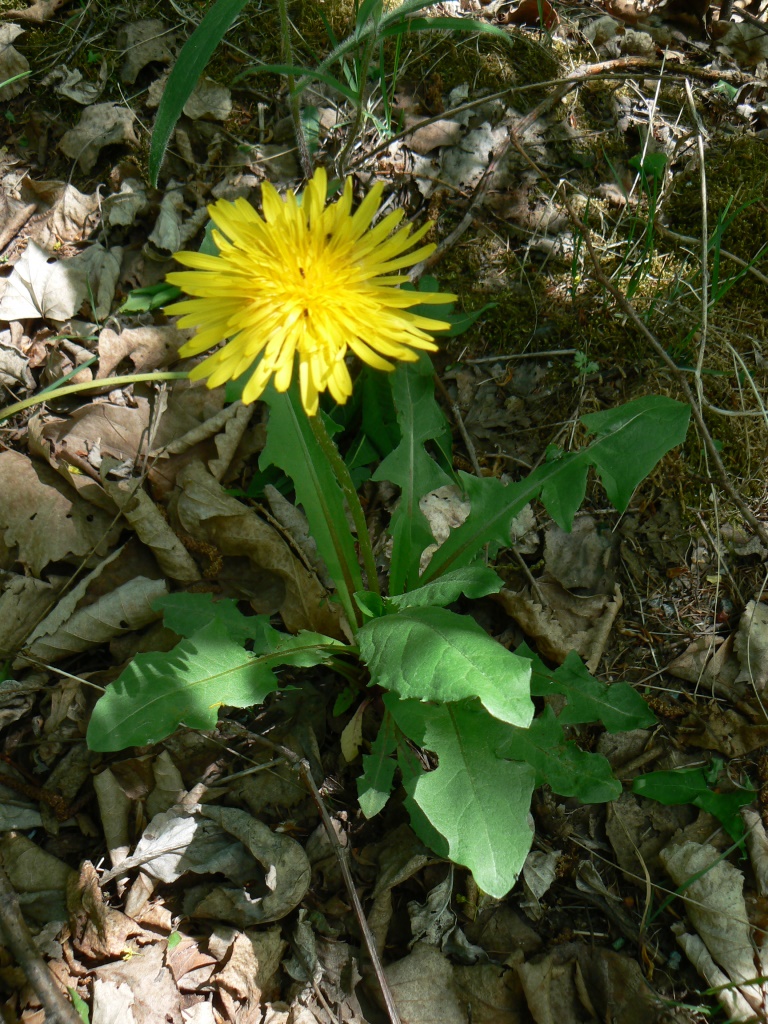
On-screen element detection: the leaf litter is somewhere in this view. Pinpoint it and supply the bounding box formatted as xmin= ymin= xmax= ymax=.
xmin=1 ymin=0 xmax=768 ymax=1021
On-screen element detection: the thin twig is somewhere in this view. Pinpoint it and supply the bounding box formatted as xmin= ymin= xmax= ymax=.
xmin=684 ymin=79 xmax=709 ymax=396
xmin=432 ymin=373 xmax=482 ymax=477
xmin=655 ymin=221 xmax=768 ymax=288
xmin=0 ymin=865 xmax=83 ymax=1024
xmin=231 ymin=727 xmax=402 ymax=1024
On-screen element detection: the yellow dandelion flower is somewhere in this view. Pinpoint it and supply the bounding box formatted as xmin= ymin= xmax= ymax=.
xmin=165 ymin=168 xmax=456 ymax=415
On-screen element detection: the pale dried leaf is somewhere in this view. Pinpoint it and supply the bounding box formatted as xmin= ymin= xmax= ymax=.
xmin=89 ymin=945 xmax=181 ymax=1024
xmin=544 ymin=516 xmax=617 ymax=595
xmin=22 ymin=576 xmax=168 ymax=663
xmin=672 ymin=924 xmax=756 ymax=1022
xmin=453 ymin=963 xmax=528 ymax=1024
xmin=91 ymin=979 xmax=137 ymax=1024
xmin=183 ymin=78 xmax=232 ymax=120
xmin=43 ymin=60 xmax=108 ymax=104
xmin=101 ymin=178 xmax=148 ymax=228
xmin=660 ymin=841 xmax=762 ymax=1009
xmin=0 ymin=24 xmax=28 ymax=100
xmin=59 ymin=102 xmax=138 ymax=173
xmin=0 ymin=240 xmax=87 ymax=320
xmin=405 ymin=118 xmax=464 ymax=155
xmin=743 ymin=807 xmax=768 ymax=897
xmin=383 ymin=942 xmax=465 ymax=1024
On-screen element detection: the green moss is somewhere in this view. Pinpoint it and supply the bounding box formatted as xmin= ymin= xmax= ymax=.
xmin=666 ymin=134 xmax=768 ymax=264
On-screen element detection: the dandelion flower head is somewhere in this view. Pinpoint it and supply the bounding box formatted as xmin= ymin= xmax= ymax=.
xmin=166 ymin=168 xmax=455 ymax=415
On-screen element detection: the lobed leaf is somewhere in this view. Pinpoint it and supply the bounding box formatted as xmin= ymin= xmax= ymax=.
xmin=357 ymin=711 xmax=398 ymax=818
xmin=495 ymin=707 xmax=622 ymax=803
xmin=523 ymin=646 xmax=657 ymax=732
xmin=373 ymin=357 xmax=453 ymax=594
xmin=421 ymin=395 xmax=690 ymax=582
xmin=386 ymin=565 xmax=503 ymax=611
xmin=360 ymin=606 xmax=528 ymax=729
xmin=358 ymin=605 xmax=533 ymax=727
xmin=632 ymin=767 xmax=754 ymax=841
xmin=87 ymin=620 xmax=340 ymax=751
xmin=387 ymin=697 xmax=536 ymax=898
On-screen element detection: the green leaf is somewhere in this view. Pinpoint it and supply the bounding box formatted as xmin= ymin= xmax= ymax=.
xmin=153 ymin=592 xmax=268 ymax=644
xmin=373 ymin=357 xmax=453 ymax=594
xmin=524 ymin=647 xmax=657 ymax=732
xmin=87 ymin=620 xmax=339 ymax=751
xmin=388 ymin=697 xmax=536 ymax=898
xmin=632 ymin=768 xmax=755 ymax=842
xmin=422 ymin=396 xmax=690 ymax=581
xmin=381 ymin=15 xmax=517 ymax=49
xmin=261 ymin=382 xmax=363 ymax=618
xmin=358 ymin=606 xmax=533 ymax=727
xmin=496 ymin=707 xmax=622 ymax=803
xmin=579 ymin=396 xmax=690 ymax=512
xmin=120 ymin=282 xmax=181 ymax=313
xmin=150 ymin=0 xmax=250 ymax=186
xmin=386 ymin=566 xmax=503 ymax=611
xmin=357 ymin=711 xmax=398 ymax=818
xmin=68 ymin=988 xmax=90 ymax=1024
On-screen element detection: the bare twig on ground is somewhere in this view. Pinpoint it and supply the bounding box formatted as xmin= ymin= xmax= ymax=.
xmin=0 ymin=864 xmax=83 ymax=1024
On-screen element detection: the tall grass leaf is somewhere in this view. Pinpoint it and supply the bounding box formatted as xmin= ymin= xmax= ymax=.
xmin=235 ymin=63 xmax=358 ymax=103
xmin=381 ymin=16 xmax=516 ymax=47
xmin=150 ymin=0 xmax=251 ymax=186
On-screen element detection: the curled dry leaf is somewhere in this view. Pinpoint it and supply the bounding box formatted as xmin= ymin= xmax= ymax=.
xmin=382 ymin=942 xmax=466 ymax=1024
xmin=21 ymin=179 xmax=100 ymax=248
xmin=186 ymin=805 xmax=312 ymax=928
xmin=734 ymin=599 xmax=768 ymax=691
xmin=495 ymin=580 xmax=623 ymax=672
xmin=660 ymin=841 xmax=763 ymax=1012
xmin=20 ymin=575 xmax=168 ymax=664
xmin=58 ymin=102 xmax=138 ymax=173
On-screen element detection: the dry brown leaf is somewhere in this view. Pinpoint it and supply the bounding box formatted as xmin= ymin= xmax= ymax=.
xmin=21 ymin=575 xmax=168 ymax=664
xmin=90 ymin=944 xmax=182 ymax=1024
xmin=117 ymin=19 xmax=175 ymax=84
xmin=453 ymin=963 xmax=528 ymax=1024
xmin=0 ymin=0 xmax=71 ymax=23
xmin=734 ymin=599 xmax=768 ymax=691
xmin=173 ymin=461 xmax=344 ymax=637
xmin=59 ymin=103 xmax=138 ymax=173
xmin=97 ymin=325 xmax=188 ymax=378
xmin=20 ymin=179 xmax=100 ymax=248
xmin=187 ymin=805 xmax=311 ymax=928
xmin=67 ymin=861 xmax=145 ymax=959
xmin=183 ymin=78 xmax=232 ymax=121
xmin=494 ymin=578 xmax=623 ymax=671
xmin=101 ymin=472 xmax=200 ymax=583
xmin=0 ymin=573 xmax=56 ymax=659
xmin=405 ymin=118 xmax=464 ymax=155
xmin=0 ymin=449 xmax=121 ymax=576
xmin=679 ymin=705 xmax=768 ymax=757
xmin=382 ymin=942 xmax=465 ymax=1024
xmin=501 ymin=0 xmax=560 ymax=29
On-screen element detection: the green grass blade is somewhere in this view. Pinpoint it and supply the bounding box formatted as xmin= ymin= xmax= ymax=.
xmin=149 ymin=0 xmax=251 ymax=186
